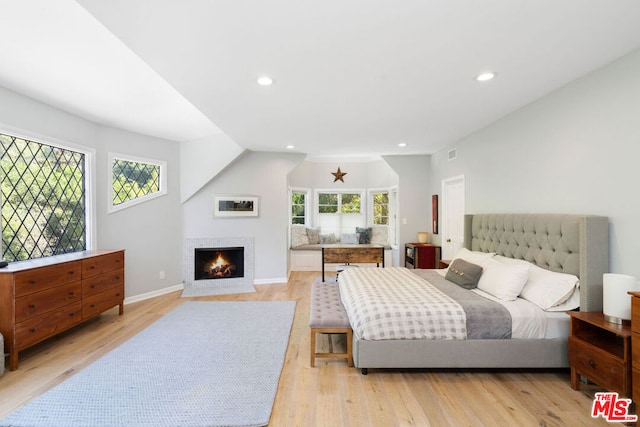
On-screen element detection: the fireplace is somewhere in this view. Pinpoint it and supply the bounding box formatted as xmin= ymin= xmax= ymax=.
xmin=184 ymin=237 xmax=254 ymax=290
xmin=194 ymin=247 xmax=244 ymax=280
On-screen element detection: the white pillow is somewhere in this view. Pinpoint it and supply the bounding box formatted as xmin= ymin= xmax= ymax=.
xmin=477 ymin=257 xmax=529 ymax=301
xmin=519 ymin=264 xmax=580 ymax=310
xmin=452 ymin=248 xmax=495 ymax=268
xmin=493 ymin=255 xmax=531 ymax=268
xmin=290 ymin=225 xmax=310 ymax=247
xmin=370 ymin=226 xmax=388 ymax=246
xmin=544 ymin=286 xmax=580 ymax=311
xmin=340 ymin=233 xmax=360 ymax=244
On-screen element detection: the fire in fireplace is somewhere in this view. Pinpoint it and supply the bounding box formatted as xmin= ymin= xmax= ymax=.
xmin=194 ymin=247 xmax=244 ymax=280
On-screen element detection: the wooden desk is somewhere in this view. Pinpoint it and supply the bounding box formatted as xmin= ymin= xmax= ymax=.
xmin=321 ymin=245 xmax=385 ymax=281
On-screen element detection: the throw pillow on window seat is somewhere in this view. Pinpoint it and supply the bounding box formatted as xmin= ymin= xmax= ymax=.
xmin=340 ymin=233 xmax=360 ymax=245
xmin=306 ymin=226 xmax=321 ymax=244
xmin=355 ymin=227 xmax=372 ymax=244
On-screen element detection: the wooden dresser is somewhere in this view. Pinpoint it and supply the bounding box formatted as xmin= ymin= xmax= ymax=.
xmin=630 ymin=292 xmax=640 ymax=403
xmin=0 ymin=249 xmax=124 ymax=370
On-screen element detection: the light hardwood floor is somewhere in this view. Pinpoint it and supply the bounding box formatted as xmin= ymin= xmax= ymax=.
xmin=0 ymin=271 xmax=611 ymax=426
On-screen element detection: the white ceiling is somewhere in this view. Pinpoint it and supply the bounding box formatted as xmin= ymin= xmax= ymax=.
xmin=2 ymin=1 xmax=640 ymax=160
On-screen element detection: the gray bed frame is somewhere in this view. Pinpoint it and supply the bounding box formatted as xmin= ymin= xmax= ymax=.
xmin=351 ymin=214 xmax=609 ymax=372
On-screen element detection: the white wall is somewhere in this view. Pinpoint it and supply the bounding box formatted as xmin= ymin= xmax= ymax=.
xmin=179 ymin=133 xmax=245 ymax=203
xmin=429 ymin=48 xmax=640 ymax=278
xmin=383 ymin=155 xmax=432 ymax=248
xmin=288 ymin=159 xmax=398 ymax=190
xmin=183 ymin=151 xmax=305 ymax=282
xmin=0 ymin=86 xmax=183 ymax=298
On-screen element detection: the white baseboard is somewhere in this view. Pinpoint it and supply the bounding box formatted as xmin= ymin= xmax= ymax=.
xmin=124 ymin=283 xmax=184 ymax=305
xmin=254 ymin=277 xmax=288 ymax=285
xmin=123 ymin=278 xmax=287 ymax=304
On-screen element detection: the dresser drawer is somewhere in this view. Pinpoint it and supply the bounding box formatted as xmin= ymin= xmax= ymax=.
xmin=82 ymin=269 xmax=124 ymax=297
xmin=634 ymin=368 xmax=640 ymax=404
xmin=633 ymin=297 xmax=640 ymax=333
xmin=16 ymin=302 xmax=82 ymax=350
xmin=569 ymin=336 xmax=627 ymax=394
xmin=632 ymin=332 xmax=640 ymax=367
xmin=82 ymin=251 xmax=124 ymax=278
xmin=15 ymin=282 xmax=81 ymax=322
xmin=82 ymin=285 xmax=124 ymax=319
xmin=15 ymin=261 xmax=82 ymax=296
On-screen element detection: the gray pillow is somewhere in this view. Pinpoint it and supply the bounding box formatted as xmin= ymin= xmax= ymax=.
xmin=445 ymin=259 xmax=483 ymax=289
xmin=356 ymin=227 xmax=372 ymax=244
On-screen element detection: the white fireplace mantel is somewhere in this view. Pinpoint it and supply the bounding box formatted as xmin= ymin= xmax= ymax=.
xmin=183 ymin=237 xmax=255 ymax=289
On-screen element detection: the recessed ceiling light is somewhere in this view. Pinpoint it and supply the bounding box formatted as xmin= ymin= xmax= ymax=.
xmin=285 ymin=145 xmax=295 ymax=149
xmin=257 ymin=76 xmax=273 ymax=86
xmin=398 ymin=142 xmax=407 ymax=148
xmin=476 ymin=72 xmax=496 ymax=82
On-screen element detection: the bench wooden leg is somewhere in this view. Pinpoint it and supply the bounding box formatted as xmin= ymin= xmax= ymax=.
xmin=310 ymin=327 xmax=353 ymax=367
xmin=310 ymin=328 xmax=317 ymax=367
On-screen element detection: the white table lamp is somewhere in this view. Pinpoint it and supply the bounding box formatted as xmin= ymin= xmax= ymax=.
xmin=603 ymin=273 xmax=640 ymax=325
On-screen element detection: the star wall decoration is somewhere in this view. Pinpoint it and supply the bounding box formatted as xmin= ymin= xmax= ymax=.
xmin=331 ymin=167 xmax=347 ymax=183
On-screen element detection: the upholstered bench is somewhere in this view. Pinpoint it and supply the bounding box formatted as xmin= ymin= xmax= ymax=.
xmin=309 ymin=281 xmax=353 ymax=367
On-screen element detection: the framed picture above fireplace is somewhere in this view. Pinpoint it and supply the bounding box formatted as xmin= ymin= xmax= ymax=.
xmin=213 ymin=195 xmax=259 ymax=218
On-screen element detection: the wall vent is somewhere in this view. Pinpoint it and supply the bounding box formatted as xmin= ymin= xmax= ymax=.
xmin=448 ymin=148 xmax=457 ymax=161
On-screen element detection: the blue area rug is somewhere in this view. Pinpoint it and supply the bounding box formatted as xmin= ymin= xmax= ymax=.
xmin=1 ymin=301 xmax=295 ymax=427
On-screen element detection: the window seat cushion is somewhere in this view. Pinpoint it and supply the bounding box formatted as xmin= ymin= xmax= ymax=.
xmin=290 ymin=243 xmax=391 ymax=251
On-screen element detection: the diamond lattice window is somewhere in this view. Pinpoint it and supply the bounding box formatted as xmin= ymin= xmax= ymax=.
xmin=109 ymin=153 xmax=166 ymax=213
xmin=1 ymin=133 xmax=86 ymax=262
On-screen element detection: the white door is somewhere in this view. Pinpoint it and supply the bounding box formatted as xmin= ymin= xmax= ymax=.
xmin=441 ymin=175 xmax=465 ymax=260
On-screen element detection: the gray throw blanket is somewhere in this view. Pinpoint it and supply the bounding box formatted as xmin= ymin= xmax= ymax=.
xmin=412 ymin=270 xmax=512 ymax=339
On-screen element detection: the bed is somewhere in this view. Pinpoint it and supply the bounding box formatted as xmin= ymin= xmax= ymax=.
xmin=338 ymin=213 xmax=609 ymax=373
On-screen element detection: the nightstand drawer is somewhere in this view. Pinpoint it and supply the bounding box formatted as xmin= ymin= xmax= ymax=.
xmin=569 ymin=336 xmax=627 ymax=394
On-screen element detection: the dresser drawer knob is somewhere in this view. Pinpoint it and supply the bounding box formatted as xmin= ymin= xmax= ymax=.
xmin=69 ymin=312 xmax=75 ymax=317
xmin=589 ymin=360 xmax=595 ymax=368
xmin=68 ymin=271 xmax=74 ymax=275
xmin=30 ymin=328 xmax=36 ymax=333
xmin=29 ymin=304 xmax=35 ymax=309
xmin=69 ymin=291 xmax=75 ymax=296
xmin=29 ymin=279 xmax=36 ymax=284
xmin=90 ymin=284 xmax=95 ymax=288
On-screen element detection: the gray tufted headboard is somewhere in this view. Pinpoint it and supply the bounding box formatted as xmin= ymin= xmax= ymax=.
xmin=463 ymin=214 xmax=609 ymax=312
